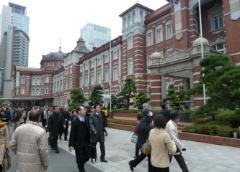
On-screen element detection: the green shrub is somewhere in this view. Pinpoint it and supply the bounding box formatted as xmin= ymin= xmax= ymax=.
xmin=112 ymin=109 xmax=139 ymax=113
xmin=108 ymin=118 xmax=136 ymax=126
xmin=215 ymin=111 xmax=240 ymax=128
xmin=183 ymin=124 xmax=234 ymax=137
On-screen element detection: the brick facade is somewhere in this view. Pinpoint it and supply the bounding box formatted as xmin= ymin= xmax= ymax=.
xmin=12 ymin=1 xmax=240 ymax=109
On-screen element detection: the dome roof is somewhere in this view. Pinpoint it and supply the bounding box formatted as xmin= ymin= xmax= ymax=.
xmin=42 ymin=50 xmax=65 ymax=61
xmin=193 ymin=37 xmax=209 ymax=46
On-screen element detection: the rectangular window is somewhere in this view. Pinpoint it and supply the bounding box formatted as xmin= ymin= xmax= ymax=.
xmin=97 ymin=57 xmax=101 ymax=65
xmin=156 ymin=27 xmax=163 ymax=43
xmin=21 ymin=77 xmax=25 ymax=84
xmin=21 ymin=88 xmax=25 ymax=95
xmin=45 ymin=77 xmax=49 ymax=83
xmin=113 ymin=66 xmax=119 ymax=81
xmin=104 ymin=54 xmax=109 ymax=63
xmin=166 ymin=22 xmax=173 ymax=40
xmin=128 ymin=58 xmax=134 ymax=75
xmin=91 ymin=72 xmax=95 ymax=85
xmin=97 ymin=71 xmax=101 ymax=84
xmin=213 ymin=42 xmax=226 ymax=54
xmin=104 ymin=69 xmax=109 ymax=82
xmin=45 ymin=88 xmax=49 ymax=94
xmin=80 ymin=64 xmax=83 ymax=72
xmin=211 ymin=13 xmax=223 ymax=31
xmin=80 ymin=76 xmax=84 ymax=87
xmin=85 ymin=75 xmax=89 ymax=86
xmin=127 ymin=34 xmax=133 ymax=49
xmin=146 ymin=32 xmax=153 ymax=46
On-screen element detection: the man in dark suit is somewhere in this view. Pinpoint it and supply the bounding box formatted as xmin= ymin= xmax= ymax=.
xmin=48 ymin=106 xmax=63 ymax=153
xmin=89 ymin=104 xmax=107 ymax=162
xmin=69 ymin=105 xmax=90 ymax=172
xmin=63 ymin=107 xmax=70 ymax=141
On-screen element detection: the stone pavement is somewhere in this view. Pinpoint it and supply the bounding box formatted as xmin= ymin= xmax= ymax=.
xmin=59 ymin=128 xmax=240 ymax=172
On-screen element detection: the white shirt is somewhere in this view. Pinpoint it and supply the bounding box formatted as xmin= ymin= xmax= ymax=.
xmin=77 ymin=116 xmax=85 ymax=122
xmin=165 ymin=120 xmax=185 ymax=151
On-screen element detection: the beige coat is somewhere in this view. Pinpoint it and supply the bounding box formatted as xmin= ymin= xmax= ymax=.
xmin=149 ymin=128 xmax=176 ymax=168
xmin=10 ymin=121 xmax=48 ymax=172
xmin=0 ymin=124 xmax=9 ymax=166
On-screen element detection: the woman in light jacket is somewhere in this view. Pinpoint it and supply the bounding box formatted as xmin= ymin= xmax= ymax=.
xmin=149 ymin=115 xmax=176 ymax=172
xmin=0 ymin=121 xmax=10 ymax=172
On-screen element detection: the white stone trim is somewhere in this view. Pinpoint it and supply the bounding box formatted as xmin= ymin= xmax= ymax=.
xmin=151 ymin=93 xmax=161 ymax=95
xmin=151 ymin=86 xmax=161 ymax=89
xmin=230 ymin=52 xmax=240 ymax=56
xmin=193 ymin=72 xmax=200 ymax=76
xmin=193 ymin=80 xmax=199 ymax=84
xmin=236 ymin=62 xmax=240 ymax=66
xmin=150 ymin=100 xmax=161 ymax=102
xmin=194 ymin=97 xmax=210 ymax=100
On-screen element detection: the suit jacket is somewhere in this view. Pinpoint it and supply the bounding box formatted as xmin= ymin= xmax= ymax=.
xmin=89 ymin=112 xmax=105 ymax=143
xmin=69 ymin=116 xmax=90 ymax=150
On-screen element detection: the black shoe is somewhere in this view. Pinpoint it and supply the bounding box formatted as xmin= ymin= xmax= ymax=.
xmin=56 ymin=150 xmax=60 ymax=154
xmin=128 ymin=161 xmax=134 ymax=171
xmin=100 ymin=159 xmax=108 ymax=163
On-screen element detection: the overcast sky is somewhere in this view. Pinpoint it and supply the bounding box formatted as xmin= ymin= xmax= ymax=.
xmin=0 ymin=0 xmax=167 ymax=68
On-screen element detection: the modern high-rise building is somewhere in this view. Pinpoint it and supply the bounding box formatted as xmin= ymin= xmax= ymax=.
xmin=80 ymin=23 xmax=111 ymax=50
xmin=0 ymin=2 xmax=30 ymax=97
xmin=1 ymin=3 xmax=29 ymax=37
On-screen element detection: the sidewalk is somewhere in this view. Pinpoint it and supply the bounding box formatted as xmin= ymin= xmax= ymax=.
xmin=59 ymin=128 xmax=240 ymax=172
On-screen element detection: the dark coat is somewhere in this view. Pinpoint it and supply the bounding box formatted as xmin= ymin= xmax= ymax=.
xmin=137 ymin=115 xmax=152 ymax=147
xmin=47 ymin=112 xmax=64 ymax=138
xmin=69 ymin=116 xmax=90 ymax=150
xmin=89 ymin=112 xmax=105 ymax=143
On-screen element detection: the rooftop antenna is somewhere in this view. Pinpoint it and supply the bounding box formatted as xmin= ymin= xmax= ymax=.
xmin=59 ymin=37 xmax=62 ymax=51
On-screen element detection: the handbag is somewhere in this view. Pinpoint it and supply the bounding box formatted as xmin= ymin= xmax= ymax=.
xmin=2 ymin=148 xmax=11 ymax=171
xmin=131 ymin=134 xmax=138 ymax=144
xmin=141 ymin=139 xmax=151 ymax=155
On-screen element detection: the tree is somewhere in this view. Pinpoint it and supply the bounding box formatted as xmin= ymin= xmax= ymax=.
xmin=68 ymin=88 xmax=86 ymax=111
xmin=120 ymin=79 xmax=136 ymax=109
xmin=90 ymin=85 xmax=103 ymax=106
xmin=163 ymin=85 xmax=191 ymax=111
xmin=194 ymin=54 xmax=240 ymax=111
xmin=111 ymin=94 xmax=125 ymax=109
xmin=136 ymin=92 xmax=150 ymax=109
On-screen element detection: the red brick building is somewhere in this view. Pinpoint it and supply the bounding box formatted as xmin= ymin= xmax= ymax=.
xmin=12 ymin=1 xmax=240 ymax=108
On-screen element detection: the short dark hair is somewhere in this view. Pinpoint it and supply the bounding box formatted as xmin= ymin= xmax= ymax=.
xmin=170 ymin=112 xmax=180 ymax=120
xmin=29 ymin=110 xmax=41 ymax=122
xmin=153 ymin=114 xmax=167 ymax=129
xmin=94 ymin=104 xmax=101 ymax=109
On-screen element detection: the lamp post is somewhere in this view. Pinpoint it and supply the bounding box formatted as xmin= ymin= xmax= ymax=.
xmin=198 ymin=0 xmax=206 ymax=105
xmin=109 ymin=39 xmax=112 ymax=114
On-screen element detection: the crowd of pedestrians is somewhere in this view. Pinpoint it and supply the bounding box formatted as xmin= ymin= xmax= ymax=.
xmin=0 ymin=102 xmax=188 ymax=172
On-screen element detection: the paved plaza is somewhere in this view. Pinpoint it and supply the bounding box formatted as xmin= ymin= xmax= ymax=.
xmin=8 ymin=128 xmax=240 ymax=172
xmin=59 ymin=128 xmax=240 ymax=172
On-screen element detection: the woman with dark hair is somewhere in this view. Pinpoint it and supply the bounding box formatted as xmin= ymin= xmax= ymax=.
xmin=165 ymin=112 xmax=189 ymax=172
xmin=149 ymin=114 xmax=176 ymax=172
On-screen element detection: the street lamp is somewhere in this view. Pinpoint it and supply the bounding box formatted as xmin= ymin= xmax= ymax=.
xmin=198 ymin=0 xmax=206 ymax=105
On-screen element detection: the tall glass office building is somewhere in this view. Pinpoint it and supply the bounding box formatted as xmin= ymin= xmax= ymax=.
xmin=2 ymin=3 xmax=29 ymax=36
xmin=80 ymin=23 xmax=111 ymax=50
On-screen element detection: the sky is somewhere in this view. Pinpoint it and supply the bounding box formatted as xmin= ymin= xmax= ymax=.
xmin=0 ymin=0 xmax=167 ymax=68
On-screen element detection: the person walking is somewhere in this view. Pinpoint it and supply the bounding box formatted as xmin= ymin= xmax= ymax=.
xmin=0 ymin=121 xmax=10 ymax=172
xmin=133 ymin=112 xmax=142 ymax=158
xmin=89 ymin=104 xmax=107 ymax=162
xmin=69 ymin=105 xmax=90 ymax=172
xmin=63 ymin=107 xmax=70 ymax=141
xmin=165 ymin=112 xmax=189 ymax=172
xmin=149 ymin=115 xmax=176 ymax=172
xmin=48 ymin=106 xmax=63 ymax=153
xmin=10 ymin=110 xmax=48 ymax=172
xmin=129 ymin=108 xmax=153 ymax=171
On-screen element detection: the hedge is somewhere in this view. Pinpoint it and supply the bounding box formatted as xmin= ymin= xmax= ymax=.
xmin=182 ymin=124 xmax=234 ymax=137
xmin=108 ymin=118 xmax=136 ymax=126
